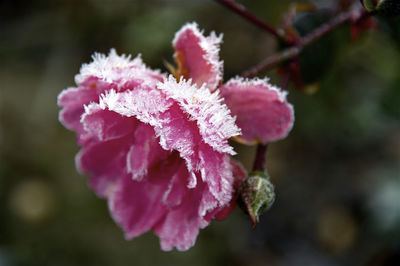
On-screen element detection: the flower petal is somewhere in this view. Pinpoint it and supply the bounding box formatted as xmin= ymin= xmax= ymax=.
xmin=76 ymin=49 xmax=164 ymax=90
xmin=58 ymin=49 xmax=166 ymax=145
xmin=214 ymin=159 xmax=247 ymax=221
xmin=108 ymin=165 xmax=173 ymax=240
xmin=173 ymin=22 xmax=223 ymax=91
xmin=198 ymin=148 xmax=234 ymax=208
xmin=161 ymin=157 xmax=189 ymax=207
xmin=81 ymin=104 xmax=137 ymax=142
xmin=157 ymin=76 xmax=240 ymax=155
xmin=77 ymin=105 xmax=140 ymax=197
xmin=57 ymin=87 xmax=99 ymax=135
xmin=76 ymin=135 xmax=132 ymax=198
xmin=153 ymin=174 xmax=208 ymax=251
xmin=126 ymin=123 xmax=170 ymax=181
xmin=220 ymin=77 xmax=294 ymax=144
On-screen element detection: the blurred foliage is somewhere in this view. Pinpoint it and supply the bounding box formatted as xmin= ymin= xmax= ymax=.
xmin=1 ymin=0 xmax=400 ymax=265
xmin=378 ymin=15 xmax=400 ymax=51
xmin=294 ymin=9 xmax=349 ymax=85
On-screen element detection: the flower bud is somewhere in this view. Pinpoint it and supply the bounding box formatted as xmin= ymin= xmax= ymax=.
xmin=361 ymin=0 xmax=400 ymax=16
xmin=238 ymin=171 xmax=275 ymax=227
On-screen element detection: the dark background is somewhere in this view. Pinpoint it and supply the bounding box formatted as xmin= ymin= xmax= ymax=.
xmin=1 ymin=0 xmax=400 ymax=265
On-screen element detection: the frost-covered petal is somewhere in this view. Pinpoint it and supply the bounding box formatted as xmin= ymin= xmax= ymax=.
xmin=57 ymin=49 xmax=166 ymax=145
xmin=97 ymin=87 xmax=199 ymax=188
xmin=58 ymin=87 xmax=99 ymax=135
xmin=81 ymin=104 xmax=137 ymax=142
xmin=155 ymin=103 xmax=234 ymax=206
xmin=99 ymin=77 xmax=240 ymax=205
xmin=220 ymin=77 xmax=294 ymax=144
xmin=81 ymin=98 xmax=167 ymax=180
xmin=97 ymin=86 xmax=172 ymax=124
xmin=126 ymin=123 xmax=170 ymax=181
xmin=76 ymin=49 xmax=164 ymax=89
xmin=157 ymin=76 xmax=240 ymax=155
xmin=173 ymin=22 xmax=223 ymax=91
xmin=215 ymin=159 xmax=247 ymax=221
xmin=198 ymin=148 xmax=234 ymax=209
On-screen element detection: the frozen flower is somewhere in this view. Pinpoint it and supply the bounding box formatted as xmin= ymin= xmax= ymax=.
xmin=57 ymin=22 xmax=293 ymax=251
xmin=58 ymin=40 xmax=245 ymax=251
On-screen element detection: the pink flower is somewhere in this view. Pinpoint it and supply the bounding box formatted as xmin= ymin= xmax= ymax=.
xmin=57 ymin=22 xmax=293 ymax=251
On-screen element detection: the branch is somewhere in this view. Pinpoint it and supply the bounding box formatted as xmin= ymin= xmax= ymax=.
xmin=214 ymin=0 xmax=286 ymax=42
xmin=242 ymin=4 xmax=373 ymax=78
xmin=243 ymin=47 xmax=300 ymax=78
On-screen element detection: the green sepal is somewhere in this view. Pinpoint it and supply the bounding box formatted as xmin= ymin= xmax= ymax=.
xmin=238 ymin=171 xmax=275 ymax=227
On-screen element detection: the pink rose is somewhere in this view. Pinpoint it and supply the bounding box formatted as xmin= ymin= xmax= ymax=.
xmin=58 ymin=22 xmax=293 ymax=251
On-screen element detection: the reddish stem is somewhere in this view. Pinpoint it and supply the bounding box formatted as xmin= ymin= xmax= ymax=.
xmin=242 ymin=4 xmax=374 ymax=78
xmin=252 ymin=144 xmax=268 ymax=172
xmin=214 ymin=0 xmax=286 ymax=42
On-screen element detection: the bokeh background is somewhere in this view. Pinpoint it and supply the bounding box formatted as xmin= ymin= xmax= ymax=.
xmin=1 ymin=0 xmax=400 ymax=265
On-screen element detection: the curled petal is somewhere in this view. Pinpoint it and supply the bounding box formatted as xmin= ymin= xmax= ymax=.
xmin=173 ymin=22 xmax=223 ymax=91
xmin=220 ymin=77 xmax=294 ymax=144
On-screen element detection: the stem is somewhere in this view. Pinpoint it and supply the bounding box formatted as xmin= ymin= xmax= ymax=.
xmin=301 ymin=9 xmax=354 ymax=46
xmin=214 ymin=0 xmax=286 ymax=42
xmin=252 ymin=144 xmax=268 ymax=172
xmin=242 ymin=47 xmax=300 ymax=78
xmin=242 ymin=4 xmax=373 ymax=78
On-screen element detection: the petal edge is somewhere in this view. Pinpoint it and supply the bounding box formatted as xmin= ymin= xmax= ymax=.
xmin=220 ymin=77 xmax=294 ymax=144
